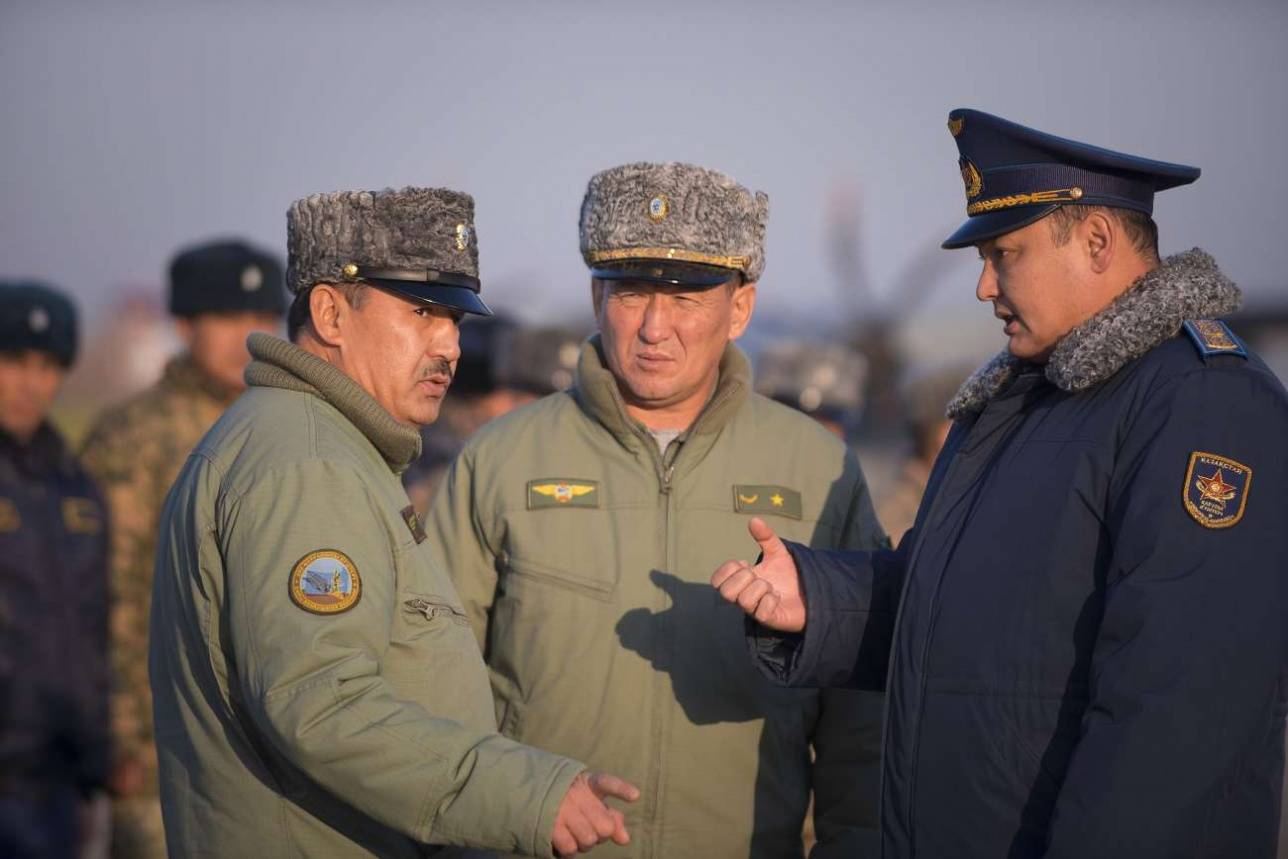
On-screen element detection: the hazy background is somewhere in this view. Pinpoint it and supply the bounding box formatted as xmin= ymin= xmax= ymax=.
xmin=3 ymin=0 xmax=1287 ymax=377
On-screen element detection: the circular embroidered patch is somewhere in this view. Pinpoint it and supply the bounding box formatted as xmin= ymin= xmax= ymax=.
xmin=289 ymin=549 xmax=362 ymax=614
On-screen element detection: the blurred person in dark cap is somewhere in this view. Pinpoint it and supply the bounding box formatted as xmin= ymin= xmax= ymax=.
xmin=430 ymin=162 xmax=887 ymax=858
xmin=715 ymin=109 xmax=1288 ymax=857
xmin=0 ymin=281 xmax=111 ymax=858
xmin=78 ymin=238 xmax=285 ymax=859
xmin=754 ymin=341 xmax=867 ymax=439
xmin=404 ymin=319 xmax=585 ymax=514
xmin=873 ymin=362 xmax=973 ymax=544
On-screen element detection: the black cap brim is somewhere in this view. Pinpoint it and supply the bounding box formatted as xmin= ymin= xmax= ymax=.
xmin=367 ymin=280 xmax=493 ymax=316
xmin=589 ymin=260 xmax=738 ymax=287
xmin=941 ymin=203 xmax=1063 ymax=250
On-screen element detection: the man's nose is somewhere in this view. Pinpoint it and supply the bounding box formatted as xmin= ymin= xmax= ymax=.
xmin=436 ymin=321 xmax=462 ymax=364
xmin=976 ymin=262 xmax=999 ymax=303
xmin=638 ymin=294 xmax=672 ymax=344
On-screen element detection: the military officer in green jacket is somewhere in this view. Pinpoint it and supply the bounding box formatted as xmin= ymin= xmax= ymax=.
xmin=428 ymin=163 xmax=886 ymax=858
xmin=149 ymin=187 xmax=638 ymax=858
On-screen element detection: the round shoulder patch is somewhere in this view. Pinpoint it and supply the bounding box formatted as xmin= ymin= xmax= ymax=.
xmin=289 ymin=549 xmax=362 ymax=614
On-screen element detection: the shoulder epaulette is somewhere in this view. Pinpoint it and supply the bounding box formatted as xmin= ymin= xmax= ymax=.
xmin=1182 ymin=319 xmax=1247 ymax=360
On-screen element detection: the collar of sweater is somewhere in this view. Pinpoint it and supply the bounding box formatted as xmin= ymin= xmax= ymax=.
xmin=244 ymin=333 xmax=421 ymax=471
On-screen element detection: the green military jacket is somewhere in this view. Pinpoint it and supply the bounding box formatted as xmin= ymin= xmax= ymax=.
xmin=428 ymin=338 xmax=887 ymax=859
xmin=149 ymin=334 xmax=583 ymax=858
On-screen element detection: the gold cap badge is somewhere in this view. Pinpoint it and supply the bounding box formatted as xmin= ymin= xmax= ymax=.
xmin=647 ymin=195 xmax=670 ymax=222
xmin=455 ymin=223 xmax=471 ymax=251
xmin=960 ymin=159 xmax=983 ymax=199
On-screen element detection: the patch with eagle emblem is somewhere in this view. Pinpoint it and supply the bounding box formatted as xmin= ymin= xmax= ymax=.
xmin=1182 ymin=451 xmax=1251 ymax=529
xmin=527 ymin=479 xmax=599 ymax=509
xmin=289 ymin=549 xmax=362 ymax=614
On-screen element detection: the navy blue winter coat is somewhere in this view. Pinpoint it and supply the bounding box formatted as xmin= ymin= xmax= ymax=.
xmin=753 ymin=251 xmax=1288 ymax=858
xmin=0 ymin=422 xmax=110 ymax=856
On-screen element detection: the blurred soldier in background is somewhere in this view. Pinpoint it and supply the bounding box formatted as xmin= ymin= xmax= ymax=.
xmin=404 ymin=318 xmax=584 ymax=514
xmin=430 ymin=162 xmax=886 ymax=858
xmin=873 ymin=363 xmax=972 ymax=544
xmin=79 ymin=239 xmax=285 ymax=859
xmin=754 ymin=341 xmax=867 ymax=439
xmin=0 ymin=282 xmax=110 ymax=858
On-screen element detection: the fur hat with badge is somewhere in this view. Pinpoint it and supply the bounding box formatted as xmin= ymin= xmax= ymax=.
xmin=580 ymin=162 xmax=769 ymax=286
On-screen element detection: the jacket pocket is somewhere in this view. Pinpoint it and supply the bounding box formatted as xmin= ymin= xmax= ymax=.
xmin=501 ymin=553 xmax=616 ymax=601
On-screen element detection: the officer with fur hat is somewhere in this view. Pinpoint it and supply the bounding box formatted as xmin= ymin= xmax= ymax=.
xmin=0 ymin=282 xmax=111 ymax=858
xmin=149 ymin=187 xmax=638 ymax=857
xmin=429 ymin=163 xmax=886 ymax=858
xmin=716 ymin=110 xmax=1288 ymax=857
xmin=79 ymin=238 xmax=285 ymax=859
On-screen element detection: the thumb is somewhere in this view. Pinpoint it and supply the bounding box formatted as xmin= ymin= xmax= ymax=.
xmin=587 ymin=772 xmax=641 ymax=803
xmin=748 ymin=517 xmax=786 ymax=559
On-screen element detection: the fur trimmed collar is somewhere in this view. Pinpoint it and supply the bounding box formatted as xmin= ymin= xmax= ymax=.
xmin=947 ymin=249 xmax=1241 ymax=419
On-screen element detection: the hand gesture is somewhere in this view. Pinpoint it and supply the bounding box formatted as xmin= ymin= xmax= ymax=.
xmin=711 ymin=517 xmax=806 ymax=632
xmin=552 ymin=771 xmax=639 ymax=856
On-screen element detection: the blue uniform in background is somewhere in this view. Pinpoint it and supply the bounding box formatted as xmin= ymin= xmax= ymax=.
xmin=0 ymin=422 xmax=110 ymax=858
xmin=752 ymin=249 xmax=1288 ymax=857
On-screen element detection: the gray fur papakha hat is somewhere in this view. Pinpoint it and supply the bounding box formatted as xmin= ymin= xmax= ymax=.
xmin=287 ymin=186 xmax=491 ymax=316
xmin=580 ymin=162 xmax=769 ymax=285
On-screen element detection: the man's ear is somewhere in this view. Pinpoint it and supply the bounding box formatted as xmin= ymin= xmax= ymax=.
xmin=1080 ymin=211 xmax=1116 ymax=275
xmin=308 ymin=284 xmax=347 ymax=346
xmin=728 ymin=282 xmax=757 ymax=340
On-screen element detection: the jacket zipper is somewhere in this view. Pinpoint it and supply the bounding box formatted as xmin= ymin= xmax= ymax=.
xmin=630 ymin=383 xmax=737 ymax=857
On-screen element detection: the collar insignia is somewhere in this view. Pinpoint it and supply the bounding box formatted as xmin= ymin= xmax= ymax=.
xmin=733 ymin=485 xmax=802 ymax=520
xmin=1183 ymin=451 xmax=1251 ymax=529
xmin=401 ymin=504 xmax=427 ymax=544
xmin=528 ymin=479 xmax=599 ymax=510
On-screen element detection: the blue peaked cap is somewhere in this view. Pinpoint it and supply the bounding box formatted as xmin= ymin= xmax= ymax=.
xmin=942 ymin=108 xmax=1200 ymax=249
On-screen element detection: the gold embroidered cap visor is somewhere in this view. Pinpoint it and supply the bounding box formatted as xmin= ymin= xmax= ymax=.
xmin=588 ymin=258 xmax=741 ymax=288
xmin=345 ymin=264 xmax=493 ymax=316
xmin=941 ymin=107 xmax=1200 ymax=250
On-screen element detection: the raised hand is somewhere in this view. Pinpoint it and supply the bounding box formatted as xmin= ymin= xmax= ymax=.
xmin=710 ymin=517 xmax=806 ymax=632
xmin=552 ymin=771 xmax=640 ymax=856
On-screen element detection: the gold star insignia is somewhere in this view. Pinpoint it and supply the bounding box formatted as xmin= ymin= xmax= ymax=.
xmin=770 ymin=493 xmax=784 ymax=507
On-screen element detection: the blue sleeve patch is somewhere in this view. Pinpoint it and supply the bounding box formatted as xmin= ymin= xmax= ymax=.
xmin=1182 ymin=320 xmax=1247 ymax=359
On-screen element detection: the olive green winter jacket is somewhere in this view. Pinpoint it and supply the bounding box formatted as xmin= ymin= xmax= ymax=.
xmin=428 ymin=337 xmax=886 ymax=859
xmin=149 ymin=334 xmax=583 ymax=858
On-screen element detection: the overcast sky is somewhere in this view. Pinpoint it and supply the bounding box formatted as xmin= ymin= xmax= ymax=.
xmin=3 ymin=0 xmax=1286 ymax=358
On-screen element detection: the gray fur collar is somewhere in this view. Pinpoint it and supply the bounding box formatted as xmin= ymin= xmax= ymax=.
xmin=947 ymin=248 xmax=1241 ymax=419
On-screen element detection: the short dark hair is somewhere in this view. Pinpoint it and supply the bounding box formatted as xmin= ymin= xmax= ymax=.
xmin=1047 ymin=205 xmax=1159 ymax=261
xmin=287 ymin=283 xmax=367 ymax=341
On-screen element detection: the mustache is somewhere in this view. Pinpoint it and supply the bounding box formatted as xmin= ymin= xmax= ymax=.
xmin=420 ymin=358 xmax=454 ymax=381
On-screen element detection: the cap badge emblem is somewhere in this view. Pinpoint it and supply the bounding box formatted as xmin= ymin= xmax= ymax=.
xmin=240 ymin=265 xmax=263 ymax=292
xmin=342 ymin=263 xmax=359 ymax=278
xmin=959 ymin=158 xmax=983 ymax=199
xmin=455 ymin=223 xmax=472 ymax=251
xmin=28 ymin=307 xmax=50 ymax=333
xmin=947 ymin=116 xmax=965 ymax=137
xmin=648 ymin=195 xmax=670 ymax=222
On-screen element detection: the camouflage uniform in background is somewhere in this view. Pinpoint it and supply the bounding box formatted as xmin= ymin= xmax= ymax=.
xmin=79 ymin=354 xmax=238 ymax=858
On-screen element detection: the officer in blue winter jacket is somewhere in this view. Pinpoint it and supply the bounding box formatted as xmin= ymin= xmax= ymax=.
xmin=714 ymin=110 xmax=1288 ymax=858
xmin=0 ymin=282 xmax=111 ymax=858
